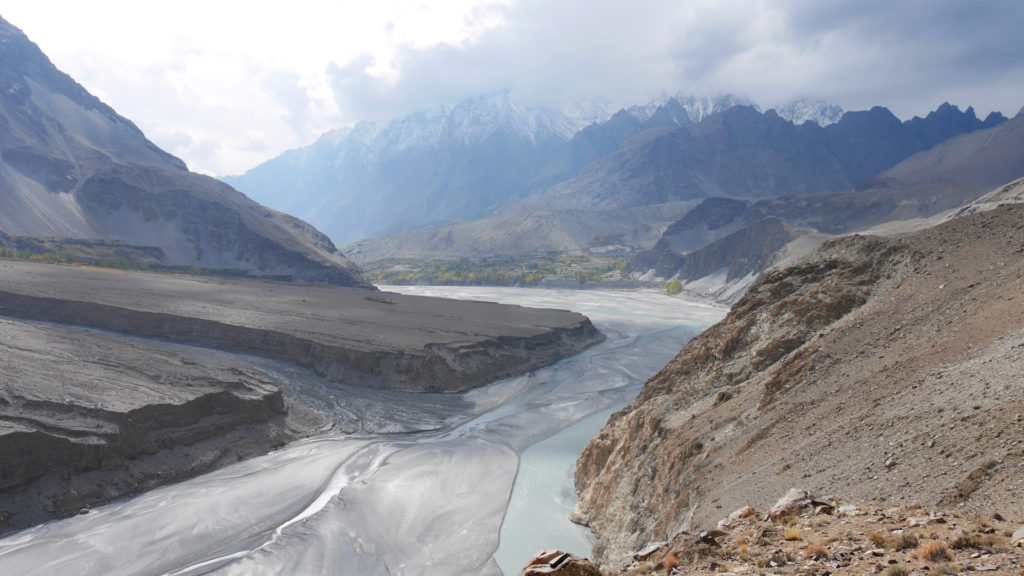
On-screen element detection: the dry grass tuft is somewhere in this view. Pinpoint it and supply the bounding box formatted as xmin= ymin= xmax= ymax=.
xmin=869 ymin=531 xmax=888 ymax=547
xmin=784 ymin=527 xmax=802 ymax=541
xmin=662 ymin=553 xmax=679 ymax=573
xmin=912 ymin=540 xmax=953 ymax=562
xmin=891 ymin=532 xmax=919 ymax=551
xmin=802 ymin=542 xmax=830 ymax=560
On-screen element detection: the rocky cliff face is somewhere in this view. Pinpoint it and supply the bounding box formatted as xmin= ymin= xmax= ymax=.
xmin=574 ymin=202 xmax=1024 ymax=566
xmin=0 ymin=18 xmax=370 ymax=287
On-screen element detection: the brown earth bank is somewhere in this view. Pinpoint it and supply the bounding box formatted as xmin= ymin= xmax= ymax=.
xmin=0 ymin=261 xmax=602 ymax=534
xmin=572 ymin=202 xmax=1024 ymax=567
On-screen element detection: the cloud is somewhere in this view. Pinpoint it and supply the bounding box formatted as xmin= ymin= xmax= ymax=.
xmin=327 ymin=0 xmax=1024 ymax=124
xmin=6 ymin=0 xmax=1023 ymax=175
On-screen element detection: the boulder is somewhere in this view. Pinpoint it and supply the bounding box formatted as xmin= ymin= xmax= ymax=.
xmin=718 ymin=505 xmax=757 ymax=529
xmin=519 ymin=550 xmax=601 ymax=576
xmin=1012 ymin=526 xmax=1024 ymax=547
xmin=768 ymin=488 xmax=832 ymax=520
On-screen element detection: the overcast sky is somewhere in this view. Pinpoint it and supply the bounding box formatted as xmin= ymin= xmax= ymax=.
xmin=4 ymin=1 xmax=1023 ymax=176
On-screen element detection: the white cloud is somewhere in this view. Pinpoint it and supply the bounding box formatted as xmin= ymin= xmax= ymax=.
xmin=4 ymin=0 xmax=1023 ymax=175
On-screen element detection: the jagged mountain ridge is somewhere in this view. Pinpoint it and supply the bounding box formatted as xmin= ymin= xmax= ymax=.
xmin=0 ymin=17 xmax=370 ymax=287
xmin=349 ymin=103 xmax=1009 ymax=265
xmin=227 ymin=92 xmax=841 ymax=244
xmin=532 ymin=103 xmax=1005 ymax=210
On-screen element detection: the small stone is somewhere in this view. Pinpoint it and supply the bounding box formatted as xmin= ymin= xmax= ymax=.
xmin=885 ymin=458 xmax=896 ymax=468
xmin=78 ymin=508 xmax=89 ymax=515
xmin=1012 ymin=525 xmax=1024 ymax=547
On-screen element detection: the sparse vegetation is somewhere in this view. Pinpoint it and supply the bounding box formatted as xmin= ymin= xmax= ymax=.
xmin=365 ymin=253 xmax=634 ymax=287
xmin=784 ymin=527 xmax=801 ymax=541
xmin=891 ymin=532 xmax=919 ymax=551
xmin=912 ymin=540 xmax=953 ymax=562
xmin=666 ymin=279 xmax=682 ymax=295
xmin=802 ymin=542 xmax=829 ymax=560
xmin=661 ymin=552 xmax=678 ymax=573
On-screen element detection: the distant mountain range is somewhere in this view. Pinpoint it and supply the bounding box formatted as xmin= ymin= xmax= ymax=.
xmin=225 ymin=93 xmax=852 ymax=244
xmin=345 ymin=101 xmax=1011 ymax=272
xmin=627 ymin=114 xmax=1024 ymax=300
xmin=0 ymin=17 xmax=370 ymax=287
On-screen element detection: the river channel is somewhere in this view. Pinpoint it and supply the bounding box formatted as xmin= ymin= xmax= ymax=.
xmin=0 ymin=287 xmax=725 ymax=575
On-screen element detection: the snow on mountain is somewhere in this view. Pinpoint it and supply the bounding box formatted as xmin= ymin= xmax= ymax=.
xmin=774 ymin=98 xmax=845 ymax=126
xmin=626 ymin=93 xmax=758 ymax=125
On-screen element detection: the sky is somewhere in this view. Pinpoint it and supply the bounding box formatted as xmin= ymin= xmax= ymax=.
xmin=3 ymin=1 xmax=1023 ymax=176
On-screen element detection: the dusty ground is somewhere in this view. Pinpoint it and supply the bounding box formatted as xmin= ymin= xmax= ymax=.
xmin=610 ymin=497 xmax=1024 ymax=576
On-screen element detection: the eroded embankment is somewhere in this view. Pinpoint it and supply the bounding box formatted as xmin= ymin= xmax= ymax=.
xmin=0 ymin=261 xmax=603 ymax=534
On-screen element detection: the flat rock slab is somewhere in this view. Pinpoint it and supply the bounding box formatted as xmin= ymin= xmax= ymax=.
xmin=0 ymin=261 xmax=603 ymax=392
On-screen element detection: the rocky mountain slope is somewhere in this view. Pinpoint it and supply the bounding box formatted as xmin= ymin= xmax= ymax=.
xmin=572 ymin=201 xmax=1024 ymax=566
xmin=0 ymin=17 xmax=369 ymax=286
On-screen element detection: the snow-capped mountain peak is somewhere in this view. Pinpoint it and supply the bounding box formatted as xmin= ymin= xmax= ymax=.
xmin=626 ymin=93 xmax=759 ymax=125
xmin=774 ymin=98 xmax=844 ymax=126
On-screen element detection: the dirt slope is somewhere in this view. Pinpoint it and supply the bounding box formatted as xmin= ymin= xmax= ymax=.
xmin=573 ymin=203 xmax=1024 ymax=566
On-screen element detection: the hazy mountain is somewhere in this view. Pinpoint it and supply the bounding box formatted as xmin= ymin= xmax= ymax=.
xmin=227 ymin=92 xmax=765 ymax=244
xmin=532 ymin=103 xmax=1003 ymax=211
xmin=0 ymin=17 xmax=369 ymax=286
xmin=224 ymin=92 xmax=596 ymax=243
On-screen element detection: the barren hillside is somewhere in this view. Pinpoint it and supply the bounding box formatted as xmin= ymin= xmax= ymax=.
xmin=573 ymin=202 xmax=1024 ymax=566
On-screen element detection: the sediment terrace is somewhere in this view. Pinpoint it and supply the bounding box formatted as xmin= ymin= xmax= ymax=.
xmin=0 ymin=261 xmax=602 ymax=393
xmin=0 ymin=260 xmax=602 ymax=533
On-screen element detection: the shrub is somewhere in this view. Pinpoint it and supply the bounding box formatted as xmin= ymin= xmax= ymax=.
xmin=667 ymin=279 xmax=682 ymax=295
xmin=892 ymin=532 xmax=919 ymax=551
xmin=784 ymin=527 xmax=801 ymax=541
xmin=662 ymin=552 xmax=679 ymax=573
xmin=913 ymin=540 xmax=953 ymax=562
xmin=803 ymin=543 xmax=829 ymax=560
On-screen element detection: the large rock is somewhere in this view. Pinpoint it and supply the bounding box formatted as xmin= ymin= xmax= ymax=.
xmin=519 ymin=551 xmax=601 ymax=576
